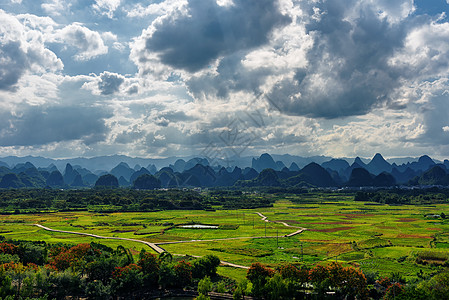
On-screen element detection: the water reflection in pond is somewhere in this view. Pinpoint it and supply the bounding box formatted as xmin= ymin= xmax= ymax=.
xmin=178 ymin=224 xmax=218 ymax=229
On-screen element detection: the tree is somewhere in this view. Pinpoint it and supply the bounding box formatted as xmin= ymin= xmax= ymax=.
xmin=86 ymin=257 xmax=116 ymax=284
xmin=278 ymin=263 xmax=309 ymax=286
xmin=158 ymin=263 xmax=177 ymax=289
xmin=246 ymin=262 xmax=274 ymax=298
xmin=137 ymin=250 xmax=159 ymax=287
xmin=197 ymin=276 xmax=212 ymax=296
xmin=174 ymin=260 xmax=192 ymax=287
xmin=265 ymin=273 xmax=293 ymax=300
xmin=111 ymin=264 xmax=143 ymax=297
xmin=85 ymin=280 xmax=111 ymax=300
xmin=192 ymin=255 xmax=220 ymax=278
xmin=158 ymin=251 xmax=173 ymax=264
xmin=0 ymin=265 xmax=13 ymax=298
xmin=417 ymin=272 xmax=449 ymax=299
xmin=18 ymin=242 xmax=47 ymax=265
xmin=195 ymin=294 xmax=211 ymax=300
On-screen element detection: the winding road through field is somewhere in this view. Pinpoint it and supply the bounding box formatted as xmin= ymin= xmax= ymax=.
xmin=33 ymin=212 xmax=306 ymax=269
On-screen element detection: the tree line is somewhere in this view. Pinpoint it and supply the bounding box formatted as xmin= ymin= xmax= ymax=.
xmin=0 ymin=188 xmax=274 ymax=213
xmin=1 ymin=238 xmax=448 ymax=299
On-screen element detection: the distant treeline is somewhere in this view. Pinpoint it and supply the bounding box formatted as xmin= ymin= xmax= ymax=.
xmin=0 ymin=189 xmax=273 ymax=213
xmin=354 ymin=187 xmax=449 ymax=204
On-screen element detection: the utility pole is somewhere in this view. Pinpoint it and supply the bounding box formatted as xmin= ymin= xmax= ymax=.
xmin=265 ymin=222 xmax=266 ymax=237
xmin=252 ymin=216 xmax=254 ymax=229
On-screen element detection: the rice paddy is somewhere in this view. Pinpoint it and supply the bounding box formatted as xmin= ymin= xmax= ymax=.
xmin=1 ymin=195 xmax=449 ymax=281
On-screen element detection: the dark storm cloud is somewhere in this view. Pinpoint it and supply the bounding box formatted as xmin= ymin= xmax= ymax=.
xmin=0 ymin=105 xmax=112 ymax=146
xmin=187 ymin=53 xmax=271 ymax=99
xmin=98 ymin=71 xmax=124 ymax=95
xmin=268 ymin=0 xmax=411 ymax=118
xmin=0 ymin=42 xmax=28 ymax=91
xmin=144 ymin=0 xmax=290 ymax=72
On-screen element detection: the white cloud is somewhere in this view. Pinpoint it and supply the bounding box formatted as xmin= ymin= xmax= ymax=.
xmin=101 ymin=31 xmax=117 ymax=42
xmin=93 ymin=0 xmax=121 ymax=19
xmin=41 ymin=0 xmax=69 ymax=17
xmin=56 ymin=23 xmax=108 ymax=61
xmin=0 ymin=10 xmax=63 ymax=91
xmin=126 ymin=0 xmax=188 ymax=18
xmin=82 ymin=71 xmax=128 ymax=95
xmin=390 ymin=21 xmax=449 ymax=78
xmin=2 ymin=0 xmax=449 ymax=160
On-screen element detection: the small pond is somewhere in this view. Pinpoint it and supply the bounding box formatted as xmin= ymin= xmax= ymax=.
xmin=178 ymin=224 xmax=218 ymax=229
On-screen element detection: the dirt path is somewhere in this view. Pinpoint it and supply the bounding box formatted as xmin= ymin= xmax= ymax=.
xmin=34 ymin=224 xmax=166 ymax=253
xmin=34 ymin=224 xmax=249 ymax=269
xmin=255 ymin=212 xmax=306 ymax=237
xmin=34 ymin=212 xmax=306 ymax=270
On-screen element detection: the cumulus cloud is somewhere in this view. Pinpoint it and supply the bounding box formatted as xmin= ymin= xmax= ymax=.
xmin=126 ymin=0 xmax=188 ymax=18
xmin=0 ymin=9 xmax=63 ymax=91
xmin=93 ymin=0 xmax=121 ymax=19
xmin=97 ymin=71 xmax=124 ymax=95
xmin=265 ymin=0 xmax=412 ymax=118
xmin=131 ymin=0 xmax=290 ymax=76
xmin=56 ymin=23 xmax=108 ymax=61
xmin=80 ymin=71 xmax=142 ymax=96
xmin=3 ymin=0 xmax=449 ymax=160
xmin=390 ymin=21 xmax=449 ymax=79
xmin=41 ymin=0 xmax=69 ymax=17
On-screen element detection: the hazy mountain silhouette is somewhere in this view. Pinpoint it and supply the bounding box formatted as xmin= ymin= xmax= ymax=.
xmin=289 ymin=162 xmax=300 ymax=171
xmin=46 ymin=170 xmax=64 ymax=187
xmin=133 ymin=174 xmax=161 ymax=189
xmin=409 ymin=165 xmax=449 ymax=186
xmin=71 ymin=174 xmax=85 ymax=187
xmin=252 ymin=153 xmax=277 ymax=172
xmin=63 ymin=164 xmax=81 ymax=187
xmin=130 ymin=167 xmax=151 ymax=185
xmin=110 ymin=162 xmax=135 ymax=182
xmin=284 ymin=163 xmax=336 ymax=187
xmin=391 ymin=167 xmax=417 ymax=184
xmin=237 ymin=168 xmax=281 ymax=187
xmin=347 ymin=168 xmax=373 ymax=187
xmin=321 ymin=159 xmax=350 ymax=174
xmin=242 ymin=167 xmax=258 ymax=180
xmin=95 ymin=174 xmax=119 ymax=188
xmin=171 ymin=159 xmax=186 ymax=172
xmin=0 ymin=153 xmax=447 ymax=189
xmin=372 ymin=172 xmax=396 ymax=187
xmin=0 ymin=173 xmax=25 ymax=188
xmin=366 ymin=153 xmax=392 ymax=175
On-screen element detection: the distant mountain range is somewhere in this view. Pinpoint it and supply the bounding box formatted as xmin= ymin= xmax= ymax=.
xmin=0 ymin=153 xmax=448 ymax=189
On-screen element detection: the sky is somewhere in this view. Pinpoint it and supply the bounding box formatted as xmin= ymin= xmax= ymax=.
xmin=1 ymin=0 xmax=449 ymax=160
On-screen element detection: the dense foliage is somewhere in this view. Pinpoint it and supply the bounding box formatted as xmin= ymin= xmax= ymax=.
xmin=354 ymin=188 xmax=449 ymax=205
xmin=0 ymin=237 xmax=448 ymax=299
xmin=0 ymin=188 xmax=274 ymax=213
xmin=0 ymin=238 xmax=221 ymax=299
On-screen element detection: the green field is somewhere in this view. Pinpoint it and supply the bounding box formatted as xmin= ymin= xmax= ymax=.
xmin=2 ymin=196 xmax=449 ymax=281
